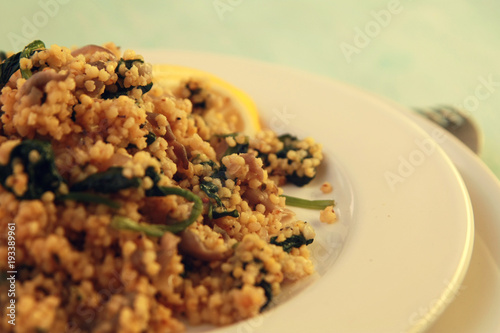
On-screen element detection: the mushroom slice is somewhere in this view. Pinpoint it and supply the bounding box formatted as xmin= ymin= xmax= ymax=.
xmin=179 ymin=228 xmax=229 ymax=261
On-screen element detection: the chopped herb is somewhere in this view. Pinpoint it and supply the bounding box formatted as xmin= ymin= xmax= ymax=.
xmin=270 ymin=234 xmax=313 ymax=253
xmin=285 ymin=172 xmax=314 ymax=187
xmin=0 ymin=52 xmax=20 ymax=88
xmin=0 ymin=40 xmax=46 ymax=89
xmin=256 ymin=151 xmax=268 ymax=164
xmin=276 ymin=134 xmax=298 ymax=159
xmin=116 ymin=58 xmax=144 ymax=70
xmin=200 ymin=181 xmax=223 ymax=206
xmin=199 ymin=160 xmax=217 ymax=168
xmin=281 ymin=194 xmax=334 ymax=210
xmin=208 ymin=204 xmax=239 ymax=219
xmin=143 ymin=166 xmax=164 ymax=197
xmin=101 ymin=58 xmax=152 ymax=99
xmin=101 ymin=82 xmax=152 ymax=99
xmin=184 ymin=82 xmax=207 ymax=111
xmin=70 ymin=167 xmax=141 ymax=193
xmin=200 ymin=179 xmax=240 ymax=219
xmin=139 ymin=82 xmax=153 ymax=94
xmin=145 ymin=131 xmax=156 ymax=145
xmin=217 ymin=133 xmax=249 ymax=157
xmin=19 ymin=40 xmax=45 ymax=79
xmin=111 ymin=186 xmax=202 ymax=235
xmin=224 ymin=141 xmax=249 ymax=157
xmin=70 ymin=108 xmax=77 ymax=122
xmin=0 ymin=141 xmax=153 ymax=211
xmin=210 ymin=163 xmax=227 ymax=181
xmin=257 ymin=280 xmax=273 ymax=312
xmin=0 ymin=139 xmax=63 ymax=199
xmin=275 ymin=133 xmax=317 ymax=187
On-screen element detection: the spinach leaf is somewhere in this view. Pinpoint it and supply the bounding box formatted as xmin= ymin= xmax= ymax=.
xmin=100 ymin=82 xmax=152 ymax=99
xmin=257 ymin=280 xmax=273 ymax=312
xmin=145 ymin=131 xmax=156 ymax=146
xmin=200 ymin=181 xmax=223 ymax=206
xmin=270 ymin=234 xmax=313 ymax=253
xmin=200 ymin=179 xmax=240 ymax=219
xmin=285 ymin=172 xmax=314 ymax=187
xmin=276 ymin=134 xmax=297 ymax=159
xmin=116 ymin=58 xmax=144 ymax=70
xmin=19 ymin=40 xmax=45 ymax=79
xmin=275 ymin=133 xmax=316 ymax=187
xmin=0 ymin=139 xmax=63 ymax=199
xmin=0 ymin=52 xmax=21 ymax=89
xmin=70 ymin=167 xmax=141 ymax=193
xmin=101 ymin=58 xmax=152 ymax=99
xmin=216 ymin=133 xmax=249 ymax=157
xmin=0 ymin=40 xmax=45 ymax=89
xmin=208 ymin=204 xmax=239 ymax=219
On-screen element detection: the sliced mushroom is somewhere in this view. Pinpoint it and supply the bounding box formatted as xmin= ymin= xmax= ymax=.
xmin=157 ymin=232 xmax=180 ymax=268
xmin=141 ymin=196 xmax=179 ymax=226
xmin=71 ymin=44 xmax=116 ymax=59
xmin=241 ymin=153 xmax=265 ymax=182
xmin=146 ymin=112 xmax=189 ymax=170
xmin=179 ymin=229 xmax=229 ymax=261
xmin=165 ymin=123 xmax=189 ymax=170
xmin=19 ymin=70 xmax=69 ymax=105
xmin=243 ymin=188 xmax=277 ymax=213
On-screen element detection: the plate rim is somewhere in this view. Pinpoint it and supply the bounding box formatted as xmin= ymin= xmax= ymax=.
xmin=141 ymin=49 xmax=475 ymax=333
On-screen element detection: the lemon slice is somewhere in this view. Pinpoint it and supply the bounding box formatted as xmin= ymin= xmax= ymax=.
xmin=152 ymin=64 xmax=261 ymax=136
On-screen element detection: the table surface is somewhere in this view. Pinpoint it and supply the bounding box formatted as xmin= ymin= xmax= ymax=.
xmin=1 ymin=0 xmax=498 ymax=180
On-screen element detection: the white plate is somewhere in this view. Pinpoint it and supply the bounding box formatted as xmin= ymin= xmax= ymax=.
xmin=400 ymin=111 xmax=500 ymax=332
xmin=141 ymin=50 xmax=474 ymax=333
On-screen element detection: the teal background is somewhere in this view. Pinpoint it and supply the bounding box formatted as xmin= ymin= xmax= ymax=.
xmin=1 ymin=0 xmax=499 ymax=179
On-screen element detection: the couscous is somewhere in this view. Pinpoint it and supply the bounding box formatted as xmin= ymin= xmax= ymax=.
xmin=0 ymin=41 xmax=332 ymax=332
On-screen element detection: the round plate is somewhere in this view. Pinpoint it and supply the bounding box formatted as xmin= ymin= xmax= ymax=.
xmin=141 ymin=50 xmax=474 ymax=333
xmin=402 ymin=110 xmax=500 ymax=332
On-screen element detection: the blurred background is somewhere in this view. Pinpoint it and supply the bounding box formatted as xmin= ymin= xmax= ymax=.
xmin=1 ymin=0 xmax=499 ymax=178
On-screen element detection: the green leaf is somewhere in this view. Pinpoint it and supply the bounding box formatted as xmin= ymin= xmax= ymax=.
xmin=0 ymin=139 xmax=63 ymax=199
xmin=0 ymin=40 xmax=45 ymax=89
xmin=0 ymin=52 xmax=21 ymax=89
xmin=200 ymin=181 xmax=223 ymax=207
xmin=208 ymin=203 xmax=239 ymax=219
xmin=145 ymin=131 xmax=156 ymax=146
xmin=257 ymin=280 xmax=273 ymax=312
xmin=101 ymin=58 xmax=152 ymax=99
xmin=20 ymin=40 xmax=45 ymax=79
xmin=70 ymin=167 xmax=141 ymax=193
xmin=270 ymin=234 xmax=313 ymax=253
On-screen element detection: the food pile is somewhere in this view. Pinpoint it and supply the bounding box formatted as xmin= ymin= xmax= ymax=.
xmin=0 ymin=41 xmax=331 ymax=332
